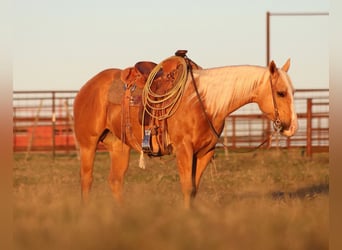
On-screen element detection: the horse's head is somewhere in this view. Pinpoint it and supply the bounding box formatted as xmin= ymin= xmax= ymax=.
xmin=256 ymin=59 xmax=298 ymax=137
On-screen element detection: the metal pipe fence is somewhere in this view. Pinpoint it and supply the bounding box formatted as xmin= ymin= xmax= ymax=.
xmin=13 ymin=89 xmax=329 ymax=157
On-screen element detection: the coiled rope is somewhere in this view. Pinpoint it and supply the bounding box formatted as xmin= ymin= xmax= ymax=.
xmin=141 ymin=56 xmax=188 ymax=121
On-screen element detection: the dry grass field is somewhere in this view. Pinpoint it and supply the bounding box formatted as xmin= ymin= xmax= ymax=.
xmin=13 ymin=148 xmax=329 ymax=250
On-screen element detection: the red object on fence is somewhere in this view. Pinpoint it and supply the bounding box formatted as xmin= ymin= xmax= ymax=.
xmin=14 ymin=125 xmax=77 ymax=151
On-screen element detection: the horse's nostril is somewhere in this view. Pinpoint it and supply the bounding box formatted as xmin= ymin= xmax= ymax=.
xmin=283 ymin=123 xmax=290 ymax=131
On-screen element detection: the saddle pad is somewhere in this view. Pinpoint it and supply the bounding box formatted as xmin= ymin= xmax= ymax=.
xmin=108 ymin=78 xmax=125 ymax=104
xmin=108 ymin=78 xmax=143 ymax=105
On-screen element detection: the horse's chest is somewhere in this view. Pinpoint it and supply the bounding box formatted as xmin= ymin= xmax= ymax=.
xmin=169 ymin=116 xmax=218 ymax=152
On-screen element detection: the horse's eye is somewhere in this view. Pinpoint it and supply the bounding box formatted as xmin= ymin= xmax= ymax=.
xmin=277 ymin=91 xmax=286 ymax=97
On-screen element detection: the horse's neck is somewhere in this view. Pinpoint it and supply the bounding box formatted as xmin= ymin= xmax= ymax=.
xmin=197 ymin=66 xmax=268 ymax=119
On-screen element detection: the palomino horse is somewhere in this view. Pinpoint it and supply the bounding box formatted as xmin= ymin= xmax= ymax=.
xmin=73 ymin=53 xmax=298 ymax=209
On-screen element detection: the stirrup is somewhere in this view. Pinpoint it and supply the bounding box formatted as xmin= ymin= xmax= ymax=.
xmin=142 ymin=129 xmax=152 ymax=153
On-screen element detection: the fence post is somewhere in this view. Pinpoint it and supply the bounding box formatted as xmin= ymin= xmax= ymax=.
xmin=223 ymin=122 xmax=229 ymax=159
xmin=52 ymin=91 xmax=56 ymax=160
xmin=64 ymin=99 xmax=80 ymax=159
xmin=232 ymin=116 xmax=236 ymax=149
xmin=306 ymin=98 xmax=313 ymax=157
xmin=286 ymin=136 xmax=291 ymax=148
xmin=266 ymin=120 xmax=271 ymax=147
xmin=25 ymin=99 xmax=43 ymax=161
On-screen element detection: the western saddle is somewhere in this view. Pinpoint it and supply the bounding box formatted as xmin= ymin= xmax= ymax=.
xmin=110 ymin=50 xmax=201 ymax=156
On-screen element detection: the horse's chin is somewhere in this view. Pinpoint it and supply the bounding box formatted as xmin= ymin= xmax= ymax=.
xmin=281 ymin=130 xmax=294 ymax=137
xmin=281 ymin=123 xmax=298 ymax=137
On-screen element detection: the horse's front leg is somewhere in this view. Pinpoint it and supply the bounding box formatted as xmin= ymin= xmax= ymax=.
xmin=108 ymin=139 xmax=131 ymax=205
xmin=175 ymin=144 xmax=196 ymax=209
xmin=194 ymin=149 xmax=215 ymax=191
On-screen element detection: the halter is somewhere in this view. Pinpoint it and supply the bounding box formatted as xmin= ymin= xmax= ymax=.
xmin=269 ymin=73 xmax=283 ymax=133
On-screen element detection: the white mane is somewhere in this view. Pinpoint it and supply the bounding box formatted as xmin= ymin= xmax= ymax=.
xmin=191 ymin=65 xmax=268 ymax=117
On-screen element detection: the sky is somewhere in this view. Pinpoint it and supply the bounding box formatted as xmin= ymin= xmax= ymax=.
xmin=13 ymin=0 xmax=330 ymax=91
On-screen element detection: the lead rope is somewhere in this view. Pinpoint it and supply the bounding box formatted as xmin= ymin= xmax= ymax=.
xmin=227 ymin=74 xmax=283 ymax=153
xmin=231 ymin=74 xmax=283 ymax=152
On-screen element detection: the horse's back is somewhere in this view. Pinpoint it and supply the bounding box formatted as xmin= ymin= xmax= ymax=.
xmin=74 ymin=68 xmax=121 ymax=144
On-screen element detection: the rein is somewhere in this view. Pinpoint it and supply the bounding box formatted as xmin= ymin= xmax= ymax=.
xmin=186 ymin=59 xmax=221 ymax=139
xmin=187 ymin=61 xmax=283 ymax=153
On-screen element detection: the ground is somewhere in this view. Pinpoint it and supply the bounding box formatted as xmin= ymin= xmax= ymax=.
xmin=13 ymin=148 xmax=329 ymax=250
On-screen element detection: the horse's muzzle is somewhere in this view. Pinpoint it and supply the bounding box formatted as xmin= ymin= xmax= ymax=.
xmin=281 ymin=119 xmax=298 ymax=137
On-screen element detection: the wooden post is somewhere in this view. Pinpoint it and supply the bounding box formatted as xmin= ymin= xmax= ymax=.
xmin=64 ymin=100 xmax=80 ymax=159
xmin=266 ymin=11 xmax=270 ymax=66
xmin=266 ymin=120 xmax=271 ymax=148
xmin=286 ymin=136 xmax=291 ymax=148
xmin=223 ymin=122 xmax=229 ymax=160
xmin=25 ymin=99 xmax=43 ymax=161
xmin=61 ymin=99 xmax=69 ymax=154
xmin=52 ymin=91 xmax=56 ymax=160
xmin=232 ymin=116 xmax=236 ymax=149
xmin=306 ymin=98 xmax=313 ymax=157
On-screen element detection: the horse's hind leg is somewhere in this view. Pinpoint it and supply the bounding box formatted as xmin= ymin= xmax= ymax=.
xmin=106 ymin=138 xmax=131 ymax=204
xmin=79 ymin=138 xmax=98 ymax=203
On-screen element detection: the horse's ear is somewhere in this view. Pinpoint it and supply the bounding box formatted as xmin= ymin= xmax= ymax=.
xmin=281 ymin=58 xmax=291 ymax=72
xmin=269 ymin=60 xmax=277 ymax=75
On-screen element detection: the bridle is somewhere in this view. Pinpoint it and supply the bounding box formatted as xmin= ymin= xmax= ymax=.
xmin=269 ymin=73 xmax=283 ymax=133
